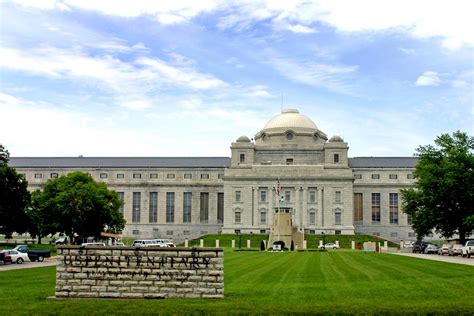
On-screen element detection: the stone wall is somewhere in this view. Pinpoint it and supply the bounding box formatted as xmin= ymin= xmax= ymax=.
xmin=55 ymin=246 xmax=224 ymax=299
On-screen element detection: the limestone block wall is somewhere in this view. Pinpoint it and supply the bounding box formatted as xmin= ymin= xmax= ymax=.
xmin=55 ymin=246 xmax=224 ymax=299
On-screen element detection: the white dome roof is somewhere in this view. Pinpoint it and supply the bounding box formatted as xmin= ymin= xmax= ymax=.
xmin=263 ymin=109 xmax=318 ymax=131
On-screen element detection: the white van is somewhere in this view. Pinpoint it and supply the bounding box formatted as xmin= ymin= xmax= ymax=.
xmin=81 ymin=242 xmax=106 ymax=247
xmin=153 ymin=239 xmax=176 ymax=247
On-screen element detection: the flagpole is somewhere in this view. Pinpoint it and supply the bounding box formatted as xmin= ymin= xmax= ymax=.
xmin=277 ymin=178 xmax=280 ymax=243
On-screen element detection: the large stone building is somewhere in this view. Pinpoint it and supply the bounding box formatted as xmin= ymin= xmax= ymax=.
xmin=10 ymin=109 xmax=418 ymax=242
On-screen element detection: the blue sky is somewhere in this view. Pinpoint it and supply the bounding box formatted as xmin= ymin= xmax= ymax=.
xmin=0 ymin=0 xmax=472 ymax=157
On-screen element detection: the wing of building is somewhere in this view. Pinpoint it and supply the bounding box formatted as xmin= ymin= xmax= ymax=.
xmin=10 ymin=109 xmax=418 ymax=242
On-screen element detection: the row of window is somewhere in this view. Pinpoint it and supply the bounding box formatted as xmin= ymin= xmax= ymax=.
xmin=31 ymin=172 xmax=224 ymax=180
xmin=121 ymin=191 xmax=224 ymax=224
xmin=232 ymin=208 xmax=344 ymax=226
xmin=235 ymin=189 xmax=341 ymax=204
xmin=353 ymin=193 xmax=407 ymax=225
xmin=354 ymin=173 xmax=414 ymax=180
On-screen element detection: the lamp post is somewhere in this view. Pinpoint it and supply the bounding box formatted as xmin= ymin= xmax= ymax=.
xmin=321 ymin=232 xmax=325 ymax=251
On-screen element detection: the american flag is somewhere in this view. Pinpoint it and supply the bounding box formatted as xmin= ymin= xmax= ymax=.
xmin=275 ymin=179 xmax=281 ymax=197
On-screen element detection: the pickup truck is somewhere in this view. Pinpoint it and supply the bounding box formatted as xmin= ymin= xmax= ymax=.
xmin=462 ymin=240 xmax=474 ymax=258
xmin=13 ymin=245 xmax=51 ymax=262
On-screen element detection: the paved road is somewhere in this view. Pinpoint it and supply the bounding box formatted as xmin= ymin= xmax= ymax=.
xmin=392 ymin=252 xmax=474 ymax=266
xmin=0 ymin=258 xmax=57 ymax=271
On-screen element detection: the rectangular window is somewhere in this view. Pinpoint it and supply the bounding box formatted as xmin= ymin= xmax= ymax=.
xmin=149 ymin=192 xmax=158 ymax=223
xmin=201 ymin=174 xmax=209 ymax=179
xmin=132 ymin=192 xmax=141 ymax=223
xmin=183 ymin=230 xmax=190 ymax=236
xmin=167 ymin=173 xmax=175 ymax=179
xmin=389 ymin=193 xmax=399 ymax=224
xmin=260 ymin=190 xmax=267 ymax=202
xmin=335 ymin=210 xmax=342 ymax=225
xmin=389 ymin=174 xmax=398 ymax=180
xmin=132 ymin=230 xmax=140 ymax=235
xmin=239 ymin=153 xmax=245 ymax=163
xmin=407 ymin=173 xmax=414 ymax=179
xmin=260 ymin=211 xmax=267 ymax=225
xmin=184 ymin=173 xmax=192 ymax=179
xmin=372 ymin=174 xmax=380 ymax=179
xmin=371 ymin=193 xmax=381 ymax=223
xmin=200 ymin=192 xmax=209 ymax=223
xmin=285 ymin=191 xmax=291 ymax=202
xmin=166 ymin=192 xmax=175 ymax=223
xmin=335 ymin=191 xmax=341 ymax=203
xmin=218 ymin=173 xmax=224 ymax=179
xmin=309 ymin=211 xmax=316 ymax=225
xmin=286 ymin=158 xmax=293 ymax=165
xmin=334 ymin=153 xmax=340 ymax=163
xmin=309 ymin=190 xmax=316 ymax=203
xmin=354 ymin=174 xmax=362 ymax=179
xmin=408 ymin=232 xmax=416 ymax=238
xmin=99 ymin=173 xmax=107 ymax=179
xmin=150 ymin=173 xmax=158 ymax=179
xmin=217 ymin=193 xmax=224 ymax=224
xmin=353 ymin=193 xmax=363 ymax=224
xmin=117 ymin=173 xmax=124 ymax=179
xmin=50 ymin=173 xmax=58 ymax=178
xmin=235 ymin=190 xmax=241 ymax=202
xmin=407 ymin=213 xmax=413 ymax=225
xmin=133 ymin=173 xmax=141 ymax=179
xmin=390 ymin=232 xmax=398 ymax=237
xmin=34 ymin=173 xmax=43 ymax=179
xmin=118 ymin=192 xmax=124 ymax=215
xmin=166 ymin=230 xmax=173 ymax=236
xmin=183 ymin=192 xmax=192 ymax=223
xmin=235 ymin=211 xmax=241 ymax=224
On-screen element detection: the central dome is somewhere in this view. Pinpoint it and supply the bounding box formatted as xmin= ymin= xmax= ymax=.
xmin=263 ymin=109 xmax=318 ymax=131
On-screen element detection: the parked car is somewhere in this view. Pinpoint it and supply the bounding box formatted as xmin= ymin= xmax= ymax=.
xmin=0 ymin=251 xmax=10 ymax=264
xmin=462 ymin=240 xmax=474 ymax=258
xmin=55 ymin=236 xmax=68 ymax=245
xmin=14 ymin=245 xmax=51 ymax=262
xmin=424 ymin=244 xmax=439 ymax=254
xmin=132 ymin=240 xmax=160 ymax=248
xmin=448 ymin=244 xmax=463 ymax=256
xmin=153 ymin=239 xmax=176 ymax=247
xmin=438 ymin=244 xmax=452 ymax=256
xmin=1 ymin=250 xmax=29 ymax=264
xmin=412 ymin=241 xmax=429 ymax=253
xmin=402 ymin=241 xmax=414 ymax=248
xmin=81 ymin=242 xmax=106 ymax=247
xmin=319 ymin=243 xmax=340 ymax=250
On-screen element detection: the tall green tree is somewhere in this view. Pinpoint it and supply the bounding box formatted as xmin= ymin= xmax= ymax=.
xmin=0 ymin=144 xmax=30 ymax=238
xmin=32 ymin=171 xmax=125 ymax=244
xmin=401 ymin=131 xmax=474 ymax=244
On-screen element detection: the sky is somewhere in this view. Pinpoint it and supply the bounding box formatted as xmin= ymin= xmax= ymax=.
xmin=0 ymin=0 xmax=473 ymax=158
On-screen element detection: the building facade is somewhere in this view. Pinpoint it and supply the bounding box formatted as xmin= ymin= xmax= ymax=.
xmin=10 ymin=109 xmax=417 ymax=242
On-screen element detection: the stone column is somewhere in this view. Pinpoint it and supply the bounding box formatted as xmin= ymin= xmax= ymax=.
xmin=335 ymin=240 xmax=339 ymax=247
xmin=351 ymin=240 xmax=355 ymax=250
xmin=318 ymin=187 xmax=324 ymax=228
xmin=303 ymin=240 xmax=307 ymax=249
xmin=294 ymin=186 xmax=300 ymax=225
xmin=184 ymin=239 xmax=189 ymax=247
xmin=231 ymin=240 xmax=235 ymax=248
xmin=200 ymin=239 xmax=204 ymax=248
xmin=319 ymin=240 xmax=323 ymax=248
xmin=247 ymin=240 xmax=251 ymax=248
xmin=216 ymin=239 xmax=220 ymax=248
xmin=253 ymin=187 xmax=259 ymax=228
xmin=302 ymin=187 xmax=308 ymax=228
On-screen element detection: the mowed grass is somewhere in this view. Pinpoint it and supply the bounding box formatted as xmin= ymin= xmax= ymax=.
xmin=0 ymin=250 xmax=473 ymax=314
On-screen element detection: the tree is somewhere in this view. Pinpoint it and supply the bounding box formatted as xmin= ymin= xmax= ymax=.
xmin=0 ymin=144 xmax=30 ymax=238
xmin=401 ymin=131 xmax=474 ymax=244
xmin=32 ymin=171 xmax=125 ymax=244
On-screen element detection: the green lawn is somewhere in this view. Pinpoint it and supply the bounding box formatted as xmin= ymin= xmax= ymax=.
xmin=1 ymin=250 xmax=473 ymax=314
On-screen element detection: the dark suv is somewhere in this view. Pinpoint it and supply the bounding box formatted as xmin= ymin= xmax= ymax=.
xmin=412 ymin=241 xmax=430 ymax=253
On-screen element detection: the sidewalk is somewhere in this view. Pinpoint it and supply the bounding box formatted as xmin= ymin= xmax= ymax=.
xmin=391 ymin=252 xmax=474 ymax=266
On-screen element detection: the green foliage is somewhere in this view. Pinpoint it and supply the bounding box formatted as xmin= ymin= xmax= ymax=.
xmin=30 ymin=171 xmax=125 ymax=243
xmin=0 ymin=144 xmax=30 ymax=238
xmin=402 ymin=131 xmax=474 ymax=243
xmin=0 ymin=252 xmax=473 ymax=314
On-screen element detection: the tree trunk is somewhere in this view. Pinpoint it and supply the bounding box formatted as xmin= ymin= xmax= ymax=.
xmin=37 ymin=235 xmax=42 ymax=244
xmin=459 ymin=228 xmax=466 ymax=245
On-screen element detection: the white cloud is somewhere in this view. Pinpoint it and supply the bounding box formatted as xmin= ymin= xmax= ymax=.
xmin=270 ymin=57 xmax=358 ymax=93
xmin=285 ymin=24 xmax=317 ymax=34
xmin=10 ymin=1 xmax=473 ymax=49
xmin=415 ymin=71 xmax=441 ymax=86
